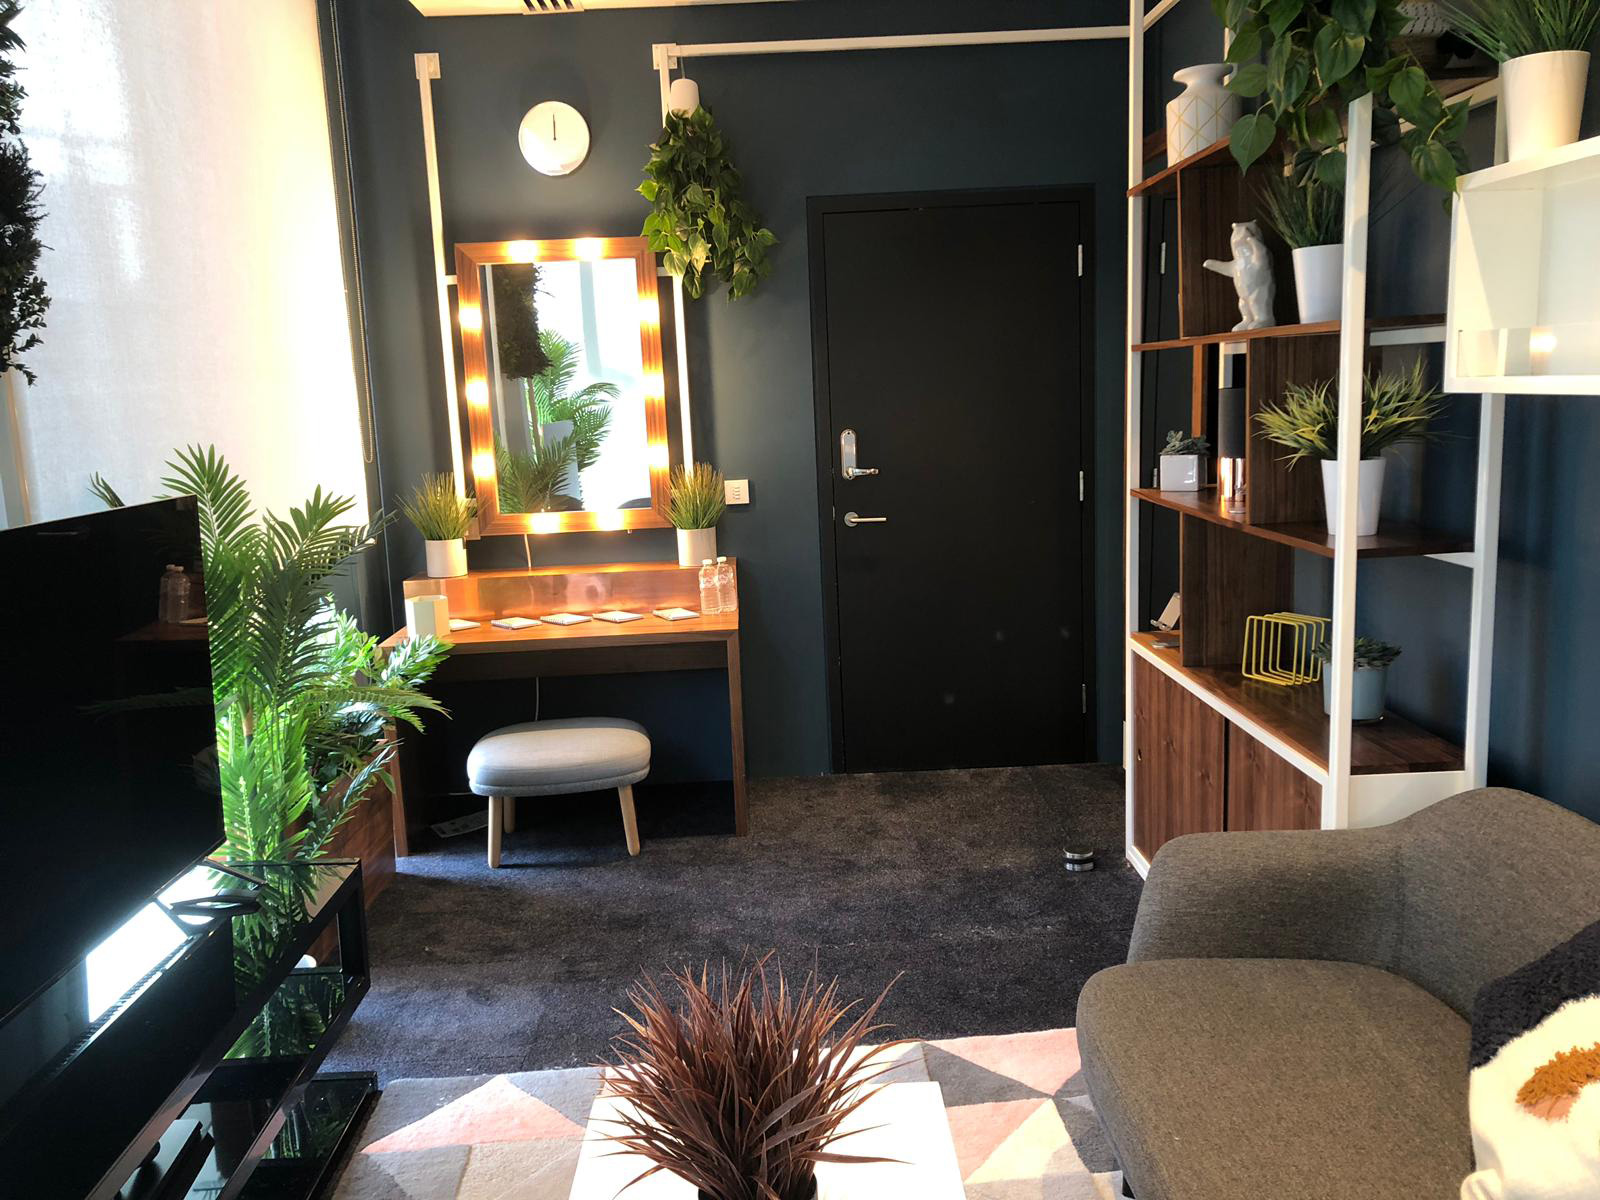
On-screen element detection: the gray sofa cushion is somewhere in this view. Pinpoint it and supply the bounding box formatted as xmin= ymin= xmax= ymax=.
xmin=466 ymin=717 xmax=651 ymax=796
xmin=1078 ymin=958 xmax=1472 ymax=1200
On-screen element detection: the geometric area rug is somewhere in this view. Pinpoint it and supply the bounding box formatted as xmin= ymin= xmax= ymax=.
xmin=333 ymin=1027 xmax=1125 ymax=1198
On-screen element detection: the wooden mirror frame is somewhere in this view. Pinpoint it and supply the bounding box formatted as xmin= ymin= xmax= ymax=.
xmin=455 ymin=236 xmax=671 ymax=536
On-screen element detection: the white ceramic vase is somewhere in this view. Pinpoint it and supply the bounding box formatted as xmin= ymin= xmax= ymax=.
xmin=1158 ymin=454 xmax=1203 ymax=492
xmin=1166 ymin=65 xmax=1239 ymax=166
xmin=425 ymin=538 xmax=467 ymax=578
xmin=676 ymin=527 xmax=716 ymax=567
xmin=1292 ymin=244 xmax=1343 ymax=323
xmin=1320 ymin=457 xmax=1386 ymax=538
xmin=1501 ymin=50 xmax=1590 ymax=161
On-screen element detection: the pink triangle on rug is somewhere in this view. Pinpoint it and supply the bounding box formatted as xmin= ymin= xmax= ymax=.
xmin=929 ymin=1027 xmax=1082 ymax=1097
xmin=944 ymin=1098 xmax=1052 ymax=1181
xmin=364 ymin=1075 xmax=586 ymax=1154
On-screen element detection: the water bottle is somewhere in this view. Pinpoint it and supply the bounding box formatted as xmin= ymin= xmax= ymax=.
xmin=158 ymin=564 xmax=191 ymax=623
xmin=698 ymin=559 xmax=720 ymax=614
xmin=714 ymin=556 xmax=737 ymax=614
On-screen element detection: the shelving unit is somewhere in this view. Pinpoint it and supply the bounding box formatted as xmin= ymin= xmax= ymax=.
xmin=1122 ymin=2 xmax=1505 ymax=875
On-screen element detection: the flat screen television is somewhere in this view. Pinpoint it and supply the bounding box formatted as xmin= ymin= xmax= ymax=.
xmin=0 ymin=498 xmax=222 ymax=1024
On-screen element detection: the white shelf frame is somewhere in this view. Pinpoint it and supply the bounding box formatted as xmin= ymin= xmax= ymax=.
xmin=1121 ymin=9 xmax=1505 ymax=874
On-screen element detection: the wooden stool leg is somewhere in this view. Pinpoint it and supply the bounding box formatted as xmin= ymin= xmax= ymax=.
xmin=487 ymin=796 xmax=503 ymax=868
xmin=503 ymin=796 xmax=516 ymax=834
xmin=618 ymin=784 xmax=640 ymax=857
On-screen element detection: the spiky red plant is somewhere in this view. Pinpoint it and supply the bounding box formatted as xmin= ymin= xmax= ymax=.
xmin=601 ymin=957 xmax=903 ymax=1200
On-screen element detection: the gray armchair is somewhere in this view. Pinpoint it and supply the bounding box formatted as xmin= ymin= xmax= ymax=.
xmin=1077 ymin=788 xmax=1600 ymax=1200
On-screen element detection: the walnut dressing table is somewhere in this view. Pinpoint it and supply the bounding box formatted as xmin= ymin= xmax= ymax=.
xmin=380 ymin=561 xmax=746 ymax=852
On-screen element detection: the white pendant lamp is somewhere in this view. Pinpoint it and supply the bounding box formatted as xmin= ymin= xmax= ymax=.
xmin=668 ymin=76 xmax=700 ymax=116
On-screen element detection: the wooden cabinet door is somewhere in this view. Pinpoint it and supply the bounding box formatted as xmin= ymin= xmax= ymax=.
xmin=1132 ymin=657 xmax=1225 ymax=860
xmin=1226 ymin=725 xmax=1321 ymax=832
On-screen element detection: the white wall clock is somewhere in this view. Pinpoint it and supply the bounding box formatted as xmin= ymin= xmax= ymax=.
xmin=518 ymin=100 xmax=590 ymax=177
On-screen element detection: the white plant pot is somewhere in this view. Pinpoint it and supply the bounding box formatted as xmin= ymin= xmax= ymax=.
xmin=1292 ymin=244 xmax=1344 ymax=324
xmin=1166 ymin=64 xmax=1240 ymax=166
xmin=425 ymin=538 xmax=468 ymax=578
xmin=676 ymin=527 xmax=716 ymax=568
xmin=1501 ymin=50 xmax=1590 ymax=161
xmin=1158 ymin=453 xmax=1203 ymax=492
xmin=1320 ymin=457 xmax=1386 ymax=538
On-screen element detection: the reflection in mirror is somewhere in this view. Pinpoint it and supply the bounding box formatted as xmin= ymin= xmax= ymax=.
xmin=484 ymin=258 xmax=650 ymax=514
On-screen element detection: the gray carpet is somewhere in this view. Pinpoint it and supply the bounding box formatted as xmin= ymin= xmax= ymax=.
xmin=325 ymin=764 xmax=1140 ymax=1083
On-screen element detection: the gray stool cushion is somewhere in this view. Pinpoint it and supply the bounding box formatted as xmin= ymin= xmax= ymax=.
xmin=467 ymin=717 xmax=651 ymax=797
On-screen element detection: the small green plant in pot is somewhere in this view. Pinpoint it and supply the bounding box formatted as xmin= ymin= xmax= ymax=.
xmin=666 ymin=461 xmax=726 ymax=566
xmin=1255 ymin=360 xmax=1444 ymax=537
xmin=401 ymin=472 xmax=475 ymax=578
xmin=1257 ymin=173 xmax=1344 ymax=323
xmin=1313 ymin=635 xmax=1401 ymax=720
xmin=1159 ymin=430 xmax=1211 ymax=492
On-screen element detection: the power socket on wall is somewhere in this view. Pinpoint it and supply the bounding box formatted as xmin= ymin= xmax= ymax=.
xmin=724 ymin=479 xmax=750 ymax=505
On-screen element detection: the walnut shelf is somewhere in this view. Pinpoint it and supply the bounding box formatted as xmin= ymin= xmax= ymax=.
xmin=1132 ymin=314 xmax=1446 ymax=354
xmin=1131 ymin=633 xmax=1464 ymax=776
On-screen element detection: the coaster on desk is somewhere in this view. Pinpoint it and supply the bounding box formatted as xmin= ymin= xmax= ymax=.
xmin=541 ymin=612 xmax=592 ymax=626
xmin=448 ymin=618 xmax=481 ymax=631
xmin=652 ymin=607 xmax=700 ymax=621
xmin=594 ymin=611 xmax=643 ymax=623
xmin=491 ymin=616 xmax=541 ymax=630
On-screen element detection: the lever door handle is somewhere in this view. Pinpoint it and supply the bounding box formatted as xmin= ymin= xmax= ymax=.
xmin=843 ymin=465 xmax=879 ymax=479
xmin=843 ymin=511 xmax=887 ymax=527
xmin=840 ymin=429 xmax=880 ymax=481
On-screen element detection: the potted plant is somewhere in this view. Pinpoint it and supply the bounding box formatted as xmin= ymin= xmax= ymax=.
xmin=401 ymin=472 xmax=475 ymax=578
xmin=1313 ymin=635 xmax=1402 ymax=720
xmin=1445 ymin=0 xmax=1600 ymax=160
xmin=1159 ymin=430 xmax=1211 ymax=491
xmin=667 ymin=461 xmax=726 ymax=567
xmin=1258 ymin=173 xmax=1344 ymax=323
xmin=1255 ymin=360 xmax=1443 ymax=537
xmin=602 ymin=957 xmax=901 ymax=1200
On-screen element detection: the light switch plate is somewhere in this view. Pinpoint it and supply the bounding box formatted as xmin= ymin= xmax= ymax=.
xmin=724 ymin=478 xmax=750 ymax=505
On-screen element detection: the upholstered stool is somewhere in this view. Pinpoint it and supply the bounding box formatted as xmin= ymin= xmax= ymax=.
xmin=467 ymin=717 xmax=651 ymax=867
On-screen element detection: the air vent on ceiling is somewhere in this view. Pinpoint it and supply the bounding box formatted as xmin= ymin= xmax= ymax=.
xmin=410 ymin=0 xmax=796 ymax=16
xmin=524 ymin=0 xmax=580 ymax=11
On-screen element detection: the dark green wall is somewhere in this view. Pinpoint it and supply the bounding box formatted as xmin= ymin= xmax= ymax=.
xmin=328 ymin=0 xmax=1130 ymax=777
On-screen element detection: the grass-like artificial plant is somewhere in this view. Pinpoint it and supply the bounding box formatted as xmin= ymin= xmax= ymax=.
xmin=0 ymin=2 xmax=48 ymax=383
xmin=1312 ymin=634 xmax=1403 ymax=670
xmin=400 ymin=472 xmax=475 ymax=541
xmin=602 ymin=957 xmax=902 ymax=1200
xmin=496 ymin=436 xmax=574 ymax=514
xmin=1257 ymin=172 xmax=1343 ymax=250
xmin=532 ymin=328 xmax=618 ymax=473
xmin=1255 ymin=359 xmax=1445 ymax=463
xmin=1445 ymin=0 xmax=1600 ymax=60
xmin=665 ymin=461 xmax=725 ymax=530
xmin=1162 ymin=430 xmax=1211 ymax=456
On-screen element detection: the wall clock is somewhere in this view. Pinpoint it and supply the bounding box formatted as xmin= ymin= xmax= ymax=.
xmin=518 ymin=100 xmax=590 ymax=177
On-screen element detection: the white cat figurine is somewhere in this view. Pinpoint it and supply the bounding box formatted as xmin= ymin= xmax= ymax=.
xmin=1202 ymin=220 xmax=1276 ymax=331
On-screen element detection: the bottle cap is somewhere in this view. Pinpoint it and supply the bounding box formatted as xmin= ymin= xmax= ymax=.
xmin=702 ymin=559 xmax=714 ymax=566
xmin=716 ymin=556 xmax=728 ymax=562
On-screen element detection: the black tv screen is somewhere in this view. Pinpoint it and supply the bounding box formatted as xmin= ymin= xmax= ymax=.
xmin=0 ymin=498 xmax=222 ymax=1023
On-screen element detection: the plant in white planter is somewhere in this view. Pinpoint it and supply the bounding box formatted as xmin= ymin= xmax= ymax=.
xmin=1255 ymin=360 xmax=1444 ymax=537
xmin=1446 ymin=0 xmax=1600 ymax=160
xmin=667 ymin=461 xmax=726 ymax=567
xmin=401 ymin=472 xmax=475 ymax=578
xmin=1258 ymin=173 xmax=1344 ymax=324
xmin=1313 ymin=635 xmax=1402 ymax=720
xmin=1159 ymin=430 xmax=1211 ymax=491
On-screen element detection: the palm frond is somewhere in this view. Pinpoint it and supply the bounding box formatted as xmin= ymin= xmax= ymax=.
xmin=532 ymin=329 xmax=618 ymax=472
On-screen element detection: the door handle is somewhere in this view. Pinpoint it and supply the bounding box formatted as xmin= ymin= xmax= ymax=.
xmin=843 ymin=512 xmax=887 ymax=527
xmin=839 ymin=429 xmax=879 ymax=480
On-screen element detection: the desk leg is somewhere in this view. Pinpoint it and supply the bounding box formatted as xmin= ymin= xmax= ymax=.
xmin=727 ymin=631 xmax=749 ymax=835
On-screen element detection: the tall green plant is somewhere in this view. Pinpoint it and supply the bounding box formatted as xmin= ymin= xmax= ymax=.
xmin=492 ymin=263 xmax=551 ymax=380
xmin=497 ymin=436 xmax=574 ymax=513
xmin=0 ymin=2 xmax=48 ymax=383
xmin=1445 ymin=0 xmax=1600 ymax=60
xmin=1216 ymin=0 xmax=1470 ymax=194
xmin=532 ymin=329 xmax=618 ymax=472
xmin=639 ymin=106 xmax=776 ymax=300
xmin=93 ymin=447 xmax=448 ymax=863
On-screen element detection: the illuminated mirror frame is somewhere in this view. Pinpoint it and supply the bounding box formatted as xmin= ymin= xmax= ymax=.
xmin=455 ymin=236 xmax=671 ymax=536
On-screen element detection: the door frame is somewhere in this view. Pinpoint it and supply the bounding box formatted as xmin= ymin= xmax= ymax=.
xmin=806 ymin=185 xmax=1098 ymax=772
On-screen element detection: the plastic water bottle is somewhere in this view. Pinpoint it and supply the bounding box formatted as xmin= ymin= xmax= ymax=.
xmin=714 ymin=556 xmax=737 ymax=614
xmin=158 ymin=564 xmax=191 ymax=623
xmin=698 ymin=559 xmax=721 ymax=614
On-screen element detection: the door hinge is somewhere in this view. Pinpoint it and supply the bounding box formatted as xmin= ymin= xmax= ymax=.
xmin=1159 ymin=240 xmax=1168 ymax=275
xmin=1076 ymin=243 xmax=1085 ymax=277
xmin=1081 ymin=682 xmax=1088 ymax=714
xmin=1078 ymin=469 xmax=1085 ymax=503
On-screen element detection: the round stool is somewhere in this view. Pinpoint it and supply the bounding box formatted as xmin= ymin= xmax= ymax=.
xmin=467 ymin=717 xmax=651 ymax=867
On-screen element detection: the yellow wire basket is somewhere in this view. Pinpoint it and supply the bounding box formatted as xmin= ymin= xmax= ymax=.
xmin=1241 ymin=612 xmax=1330 ymax=686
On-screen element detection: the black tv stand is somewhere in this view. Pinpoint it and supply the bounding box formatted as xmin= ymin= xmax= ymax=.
xmin=0 ymin=861 xmax=374 ymax=1200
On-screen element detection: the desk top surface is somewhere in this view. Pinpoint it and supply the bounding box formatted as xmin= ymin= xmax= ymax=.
xmin=382 ymin=608 xmax=738 ymax=654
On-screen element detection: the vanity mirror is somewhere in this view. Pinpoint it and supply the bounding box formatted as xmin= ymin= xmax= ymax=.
xmin=455 ymin=236 xmax=671 ymax=535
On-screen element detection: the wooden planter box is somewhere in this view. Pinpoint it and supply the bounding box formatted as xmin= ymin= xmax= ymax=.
xmin=319 ymin=729 xmax=401 ymax=908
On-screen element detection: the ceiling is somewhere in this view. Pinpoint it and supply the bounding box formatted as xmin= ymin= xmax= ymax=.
xmin=408 ymin=0 xmax=796 ymax=15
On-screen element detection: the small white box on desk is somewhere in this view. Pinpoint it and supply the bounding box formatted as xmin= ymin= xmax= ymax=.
xmin=404 ymin=594 xmax=449 ymax=640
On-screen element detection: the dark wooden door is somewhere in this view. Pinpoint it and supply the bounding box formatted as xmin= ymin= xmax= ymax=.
xmin=810 ymin=191 xmax=1092 ymax=772
xmin=1132 ymin=657 xmax=1225 ymax=859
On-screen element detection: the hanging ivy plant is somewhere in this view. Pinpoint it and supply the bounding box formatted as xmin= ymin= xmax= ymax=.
xmin=1214 ymin=0 xmax=1470 ymax=195
xmin=639 ymin=106 xmax=775 ymax=301
xmin=0 ymin=1 xmax=48 ymax=383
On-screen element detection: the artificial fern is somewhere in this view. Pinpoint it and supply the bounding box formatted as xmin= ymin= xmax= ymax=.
xmin=531 ymin=329 xmax=617 ymax=472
